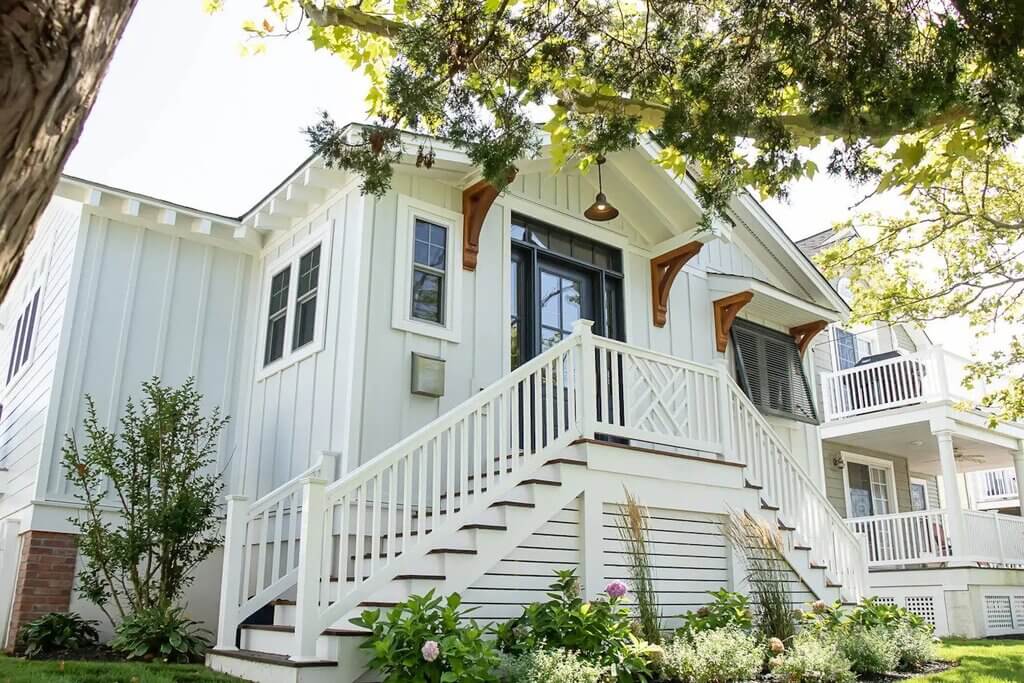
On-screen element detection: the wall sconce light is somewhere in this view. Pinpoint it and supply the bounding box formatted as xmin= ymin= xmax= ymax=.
xmin=832 ymin=455 xmax=845 ymax=469
xmin=411 ymin=352 xmax=446 ymax=398
xmin=584 ymin=155 xmax=619 ymax=222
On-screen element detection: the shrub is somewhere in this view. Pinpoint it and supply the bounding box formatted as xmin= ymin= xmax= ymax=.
xmin=352 ymin=590 xmax=499 ymax=683
xmin=846 ymin=597 xmax=929 ymax=633
xmin=660 ymin=627 xmax=763 ymax=683
xmin=62 ymin=378 xmax=227 ymax=624
xmin=493 ymin=570 xmax=653 ymax=680
xmin=891 ymin=622 xmax=938 ymax=671
xmin=838 ymin=625 xmax=898 ymax=675
xmin=770 ymin=632 xmax=855 ymax=683
xmin=677 ymin=589 xmax=753 ymax=638
xmin=110 ymin=605 xmax=210 ymax=663
xmin=800 ymin=600 xmax=844 ymax=635
xmin=17 ymin=612 xmax=99 ymax=658
xmin=499 ymin=648 xmax=604 ymax=683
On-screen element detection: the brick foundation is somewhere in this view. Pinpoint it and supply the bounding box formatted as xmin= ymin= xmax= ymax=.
xmin=5 ymin=531 xmax=77 ymax=651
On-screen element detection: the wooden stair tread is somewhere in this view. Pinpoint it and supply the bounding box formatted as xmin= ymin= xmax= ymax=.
xmin=744 ymin=479 xmax=763 ymax=490
xmin=520 ymin=478 xmax=561 ymax=487
xmin=209 ymin=648 xmax=337 ymax=668
xmin=428 ymin=547 xmax=477 ymax=555
xmin=490 ymin=500 xmax=535 ymax=509
xmin=777 ymin=521 xmax=796 ymax=531
xmin=545 ymin=457 xmax=587 ymax=467
xmin=760 ymin=498 xmax=780 ymax=511
xmin=461 ymin=523 xmax=507 ymax=531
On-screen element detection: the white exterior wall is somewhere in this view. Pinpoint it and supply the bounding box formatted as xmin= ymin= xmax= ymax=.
xmin=345 ymin=167 xmax=829 ymax=478
xmin=0 ymin=198 xmax=82 ymax=524
xmin=40 ymin=210 xmax=253 ymax=505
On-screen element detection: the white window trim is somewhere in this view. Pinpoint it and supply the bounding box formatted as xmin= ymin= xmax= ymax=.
xmin=910 ymin=476 xmax=931 ymax=510
xmin=257 ymin=223 xmax=332 ymax=381
xmin=391 ymin=195 xmax=463 ymax=343
xmin=841 ymin=451 xmax=900 ymax=518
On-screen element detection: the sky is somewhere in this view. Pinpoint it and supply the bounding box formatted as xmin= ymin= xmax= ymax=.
xmin=65 ymin=0 xmax=993 ymax=356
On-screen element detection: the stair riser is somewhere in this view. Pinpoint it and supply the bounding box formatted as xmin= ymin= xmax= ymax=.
xmin=206 ymin=652 xmax=338 ymax=683
xmin=345 ymin=550 xmax=445 ymax=579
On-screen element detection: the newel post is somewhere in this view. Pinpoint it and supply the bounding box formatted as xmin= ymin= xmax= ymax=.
xmin=216 ymin=495 xmax=250 ymax=650
xmin=573 ymin=319 xmax=597 ymax=439
xmin=713 ymin=359 xmax=734 ymax=459
xmin=293 ymin=477 xmax=328 ymax=661
xmin=318 ymin=450 xmax=341 ymax=483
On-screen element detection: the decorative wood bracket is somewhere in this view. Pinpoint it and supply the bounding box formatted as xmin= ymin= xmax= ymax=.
xmin=713 ymin=291 xmax=754 ymax=352
xmin=650 ymin=241 xmax=704 ymax=327
xmin=790 ymin=320 xmax=829 ymax=356
xmin=462 ymin=168 xmax=517 ymax=271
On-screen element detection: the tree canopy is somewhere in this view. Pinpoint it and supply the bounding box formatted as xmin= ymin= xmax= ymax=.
xmin=211 ymin=0 xmax=1024 ymax=421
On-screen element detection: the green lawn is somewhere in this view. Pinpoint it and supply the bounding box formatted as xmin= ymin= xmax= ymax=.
xmin=0 ymin=656 xmax=244 ymax=682
xmin=909 ymin=639 xmax=1024 ymax=682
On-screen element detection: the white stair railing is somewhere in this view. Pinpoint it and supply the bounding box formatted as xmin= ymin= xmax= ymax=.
xmin=215 ymin=452 xmax=337 ymax=650
xmin=217 ymin=320 xmax=872 ymax=658
xmin=727 ymin=382 xmax=870 ymax=599
xmin=295 ymin=324 xmax=587 ymax=659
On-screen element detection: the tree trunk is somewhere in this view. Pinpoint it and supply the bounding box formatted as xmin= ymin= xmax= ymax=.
xmin=0 ymin=0 xmax=137 ymax=301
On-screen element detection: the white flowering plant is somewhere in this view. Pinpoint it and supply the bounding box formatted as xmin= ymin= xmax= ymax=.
xmin=659 ymin=627 xmax=763 ymax=683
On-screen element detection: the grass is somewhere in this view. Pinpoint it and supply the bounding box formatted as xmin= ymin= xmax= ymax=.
xmin=0 ymin=656 xmax=244 ymax=682
xmin=909 ymin=639 xmax=1024 ymax=682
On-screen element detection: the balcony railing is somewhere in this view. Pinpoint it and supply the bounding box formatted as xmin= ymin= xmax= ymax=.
xmin=847 ymin=508 xmax=1024 ymax=568
xmin=971 ymin=468 xmax=1019 ymax=503
xmin=821 ymin=346 xmax=980 ymax=422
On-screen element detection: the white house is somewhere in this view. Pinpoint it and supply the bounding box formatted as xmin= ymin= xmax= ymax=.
xmin=799 ymin=228 xmax=1024 ymax=640
xmin=0 ymin=126 xmax=1016 ymax=681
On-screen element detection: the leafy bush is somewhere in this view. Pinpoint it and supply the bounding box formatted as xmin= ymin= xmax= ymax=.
xmin=110 ymin=606 xmax=211 ymax=663
xmin=493 ymin=570 xmax=652 ymax=681
xmin=62 ymin=378 xmax=227 ymax=623
xmin=838 ymin=625 xmax=899 ymax=675
xmin=17 ymin=612 xmax=99 ymax=658
xmin=845 ymin=597 xmax=929 ymax=633
xmin=499 ymin=648 xmax=604 ymax=683
xmin=891 ymin=622 xmax=938 ymax=671
xmin=352 ymin=590 xmax=499 ymax=683
xmin=677 ymin=589 xmax=753 ymax=638
xmin=659 ymin=627 xmax=763 ymax=683
xmin=770 ymin=632 xmax=855 ymax=683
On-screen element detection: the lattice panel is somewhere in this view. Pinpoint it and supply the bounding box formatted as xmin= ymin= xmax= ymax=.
xmin=985 ymin=596 xmax=1014 ymax=630
xmin=623 ymin=356 xmax=694 ymax=439
xmin=1012 ymin=596 xmax=1024 ymax=629
xmin=905 ymin=596 xmax=937 ymax=627
xmin=874 ymin=596 xmax=897 ymax=607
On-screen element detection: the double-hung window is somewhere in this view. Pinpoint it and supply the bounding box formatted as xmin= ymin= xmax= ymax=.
xmin=411 ymin=219 xmax=447 ymax=325
xmin=391 ymin=196 xmax=462 ymax=342
xmin=7 ymin=289 xmax=40 ymax=384
xmin=261 ymin=236 xmax=327 ymax=374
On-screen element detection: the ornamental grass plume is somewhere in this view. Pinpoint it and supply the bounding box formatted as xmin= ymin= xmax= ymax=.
xmin=616 ymin=487 xmax=662 ymax=643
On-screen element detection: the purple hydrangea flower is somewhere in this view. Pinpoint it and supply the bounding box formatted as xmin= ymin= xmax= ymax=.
xmin=606 ymin=580 xmax=629 ymax=599
xmin=421 ymin=640 xmax=440 ymax=662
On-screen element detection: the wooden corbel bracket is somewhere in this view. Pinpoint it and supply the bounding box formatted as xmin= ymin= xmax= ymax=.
xmin=790 ymin=320 xmax=829 ymax=356
xmin=650 ymin=241 xmax=704 ymax=327
xmin=713 ymin=291 xmax=754 ymax=352
xmin=462 ymin=168 xmax=518 ymax=271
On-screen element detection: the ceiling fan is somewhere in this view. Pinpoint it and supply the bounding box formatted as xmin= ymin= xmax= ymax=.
xmin=919 ymin=447 xmax=987 ymax=467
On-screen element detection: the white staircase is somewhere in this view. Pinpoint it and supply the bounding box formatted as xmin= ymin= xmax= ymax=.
xmin=208 ymin=322 xmax=869 ymax=682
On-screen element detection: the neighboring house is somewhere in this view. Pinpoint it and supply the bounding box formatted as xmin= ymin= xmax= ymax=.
xmin=798 ymin=228 xmax=1024 ymax=639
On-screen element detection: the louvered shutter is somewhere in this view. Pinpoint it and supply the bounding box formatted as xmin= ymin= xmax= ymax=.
xmin=731 ymin=319 xmax=819 ymax=423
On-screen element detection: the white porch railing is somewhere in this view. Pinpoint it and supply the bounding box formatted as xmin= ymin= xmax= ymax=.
xmin=846 ymin=508 xmax=1024 ymax=568
xmin=820 ymin=346 xmax=980 ymax=422
xmin=972 ymin=468 xmax=1019 ymax=503
xmin=217 ymin=321 xmax=869 ymax=659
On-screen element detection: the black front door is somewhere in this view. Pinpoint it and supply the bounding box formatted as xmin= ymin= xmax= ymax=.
xmin=510 ymin=214 xmax=624 ymax=369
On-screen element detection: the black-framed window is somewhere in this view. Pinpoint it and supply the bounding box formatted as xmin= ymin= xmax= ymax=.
xmin=264 ymin=267 xmax=290 ymax=365
xmin=411 ymin=219 xmax=447 ymax=325
xmin=7 ymin=288 xmax=40 ymax=384
xmin=293 ymin=245 xmax=321 ymax=349
xmin=731 ymin=318 xmax=818 ymax=423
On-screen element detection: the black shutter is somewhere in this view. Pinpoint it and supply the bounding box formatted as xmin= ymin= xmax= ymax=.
xmin=731 ymin=319 xmax=818 ymax=423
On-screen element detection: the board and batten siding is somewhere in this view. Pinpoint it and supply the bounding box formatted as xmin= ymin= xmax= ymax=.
xmin=44 ymin=213 xmax=252 ymax=500
xmin=238 ymin=186 xmax=368 ymax=497
xmin=0 ymin=198 xmax=82 ymax=521
xmin=351 ymin=167 xmax=815 ymax=472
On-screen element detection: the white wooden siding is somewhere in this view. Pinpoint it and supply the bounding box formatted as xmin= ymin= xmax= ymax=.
xmin=45 ymin=214 xmax=251 ymax=500
xmin=0 ymin=199 xmax=81 ymax=521
xmin=239 ymin=188 xmax=367 ymax=496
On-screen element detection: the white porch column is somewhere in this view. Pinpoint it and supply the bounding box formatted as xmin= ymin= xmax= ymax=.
xmin=935 ymin=429 xmax=967 ymax=561
xmin=1013 ymin=440 xmax=1024 ymax=517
